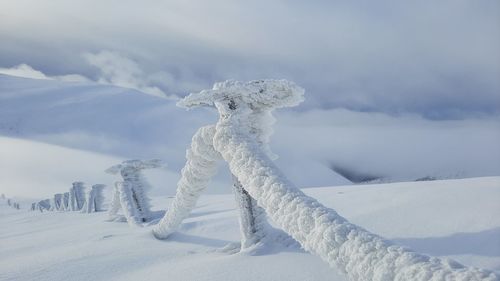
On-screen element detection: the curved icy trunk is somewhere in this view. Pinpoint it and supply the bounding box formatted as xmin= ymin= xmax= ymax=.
xmin=213 ymin=119 xmax=497 ymax=281
xmin=153 ymin=125 xmax=219 ymax=239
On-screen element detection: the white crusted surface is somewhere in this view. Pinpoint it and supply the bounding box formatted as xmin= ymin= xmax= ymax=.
xmin=153 ymin=125 xmax=220 ymax=239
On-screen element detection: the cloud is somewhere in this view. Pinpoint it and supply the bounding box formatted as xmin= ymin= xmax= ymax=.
xmin=0 ymin=53 xmax=181 ymax=99
xmin=0 ymin=0 xmax=499 ymax=118
xmin=83 ymin=51 xmax=177 ymax=99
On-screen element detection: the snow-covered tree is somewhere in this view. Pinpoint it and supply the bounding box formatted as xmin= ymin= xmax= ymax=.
xmin=153 ymin=125 xmax=220 ymax=239
xmin=82 ymin=184 xmax=106 ymax=213
xmin=31 ymin=202 xmax=36 ymax=211
xmin=154 ymin=80 xmax=302 ymax=252
xmin=37 ymin=199 xmax=51 ymax=212
xmin=53 ymin=193 xmax=63 ymax=211
xmin=7 ymin=198 xmax=11 ymax=206
xmin=106 ymin=159 xmax=162 ymax=225
xmin=1 ymin=193 xmax=5 ymax=199
xmin=62 ymin=192 xmax=69 ymax=211
xmin=69 ymin=182 xmax=86 ymax=211
xmin=155 ymin=79 xmax=497 ymax=280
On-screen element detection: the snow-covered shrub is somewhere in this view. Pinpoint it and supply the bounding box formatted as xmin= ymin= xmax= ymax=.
xmin=106 ymin=159 xmax=162 ymax=225
xmin=157 ymin=79 xmax=498 ymax=280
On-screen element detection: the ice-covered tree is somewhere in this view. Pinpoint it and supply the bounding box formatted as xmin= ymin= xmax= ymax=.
xmin=82 ymin=184 xmax=106 ymax=213
xmin=106 ymin=159 xmax=162 ymax=225
xmin=154 ymin=80 xmax=303 ymax=251
xmin=69 ymin=182 xmax=86 ymax=211
xmin=154 ymin=79 xmax=497 ymax=280
xmin=37 ymin=199 xmax=51 ymax=212
xmin=62 ymin=192 xmax=70 ymax=211
xmin=53 ymin=193 xmax=63 ymax=211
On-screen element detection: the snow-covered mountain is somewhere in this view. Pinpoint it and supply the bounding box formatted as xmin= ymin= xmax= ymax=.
xmin=1 ymin=73 xmax=500 ymax=280
xmin=1 ymin=73 xmax=499 ymax=198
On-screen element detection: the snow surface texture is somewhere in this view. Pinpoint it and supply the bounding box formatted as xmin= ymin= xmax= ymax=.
xmin=1 ymin=177 xmax=500 ymax=281
xmin=177 ymin=79 xmax=498 ymax=280
xmin=106 ymin=159 xmax=162 ymax=225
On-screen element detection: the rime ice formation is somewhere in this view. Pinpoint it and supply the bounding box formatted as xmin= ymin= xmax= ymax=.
xmin=82 ymin=184 xmax=106 ymax=213
xmin=37 ymin=199 xmax=51 ymax=212
xmin=69 ymin=182 xmax=86 ymax=211
xmin=53 ymin=193 xmax=63 ymax=211
xmin=106 ymin=159 xmax=162 ymax=225
xmin=154 ymin=80 xmax=305 ymax=251
xmin=153 ymin=125 xmax=220 ymax=239
xmin=62 ymin=192 xmax=70 ymax=211
xmin=158 ymin=79 xmax=498 ymax=280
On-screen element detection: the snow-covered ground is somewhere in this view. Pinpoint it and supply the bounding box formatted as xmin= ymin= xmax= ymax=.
xmin=1 ymin=177 xmax=499 ymax=281
xmin=1 ymin=74 xmax=499 ymax=280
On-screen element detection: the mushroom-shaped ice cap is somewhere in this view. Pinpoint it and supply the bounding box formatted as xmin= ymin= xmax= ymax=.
xmin=105 ymin=159 xmax=164 ymax=175
xmin=177 ymin=79 xmax=305 ymax=110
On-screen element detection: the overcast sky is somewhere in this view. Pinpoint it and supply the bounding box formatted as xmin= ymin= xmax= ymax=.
xmin=1 ymin=0 xmax=499 ymax=119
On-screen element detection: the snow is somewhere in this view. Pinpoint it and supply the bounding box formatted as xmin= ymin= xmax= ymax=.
xmin=154 ymin=125 xmax=220 ymax=239
xmin=106 ymin=159 xmax=163 ymax=225
xmin=2 ymin=73 xmax=499 ymax=194
xmin=205 ymin=83 xmax=498 ymax=280
xmin=1 ymin=177 xmax=499 ymax=281
xmin=1 ymin=75 xmax=499 ymax=280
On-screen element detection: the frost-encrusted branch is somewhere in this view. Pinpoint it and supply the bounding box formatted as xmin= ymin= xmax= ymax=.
xmin=161 ymin=79 xmax=497 ymax=280
xmin=208 ymin=81 xmax=496 ymax=281
xmin=153 ymin=125 xmax=220 ymax=239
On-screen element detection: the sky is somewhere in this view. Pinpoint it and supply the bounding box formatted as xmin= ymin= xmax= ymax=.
xmin=1 ymin=0 xmax=499 ymax=120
